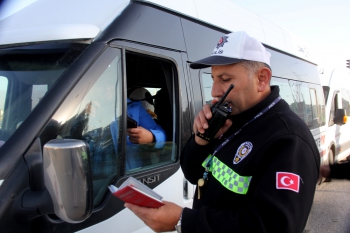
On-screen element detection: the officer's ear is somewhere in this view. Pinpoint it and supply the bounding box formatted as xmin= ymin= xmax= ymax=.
xmin=257 ymin=67 xmax=271 ymax=93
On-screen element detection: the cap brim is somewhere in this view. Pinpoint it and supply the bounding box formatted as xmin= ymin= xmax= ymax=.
xmin=189 ymin=56 xmax=243 ymax=69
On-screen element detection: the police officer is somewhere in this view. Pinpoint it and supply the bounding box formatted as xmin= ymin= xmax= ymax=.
xmin=125 ymin=31 xmax=320 ymax=233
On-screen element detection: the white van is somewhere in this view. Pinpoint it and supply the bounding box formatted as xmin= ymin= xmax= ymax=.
xmin=0 ymin=0 xmax=325 ymax=232
xmin=320 ymin=67 xmax=350 ymax=172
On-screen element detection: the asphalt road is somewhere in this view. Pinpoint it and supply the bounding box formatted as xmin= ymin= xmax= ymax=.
xmin=304 ymin=179 xmax=350 ymax=233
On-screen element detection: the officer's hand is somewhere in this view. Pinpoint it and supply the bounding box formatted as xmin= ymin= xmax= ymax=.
xmin=125 ymin=201 xmax=182 ymax=232
xmin=193 ymin=99 xmax=232 ymax=145
xmin=127 ymin=126 xmax=154 ymax=144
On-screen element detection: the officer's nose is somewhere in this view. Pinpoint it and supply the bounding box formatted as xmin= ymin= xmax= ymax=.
xmin=211 ymin=82 xmax=224 ymax=100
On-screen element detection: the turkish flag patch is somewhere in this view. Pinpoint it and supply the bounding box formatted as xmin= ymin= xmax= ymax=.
xmin=276 ymin=172 xmax=300 ymax=193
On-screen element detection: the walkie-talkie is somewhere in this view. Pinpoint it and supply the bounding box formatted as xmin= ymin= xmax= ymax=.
xmin=196 ymin=84 xmax=234 ymax=141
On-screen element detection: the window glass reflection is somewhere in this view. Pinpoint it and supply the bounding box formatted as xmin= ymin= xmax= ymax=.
xmin=50 ymin=48 xmax=123 ymax=207
xmin=0 ymin=76 xmax=7 ymax=130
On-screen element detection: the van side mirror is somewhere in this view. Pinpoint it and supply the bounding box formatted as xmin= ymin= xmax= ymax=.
xmin=43 ymin=139 xmax=93 ymax=223
xmin=334 ymin=109 xmax=347 ymax=125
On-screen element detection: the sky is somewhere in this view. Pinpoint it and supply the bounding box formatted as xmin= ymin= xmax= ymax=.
xmin=230 ymin=0 xmax=350 ymax=72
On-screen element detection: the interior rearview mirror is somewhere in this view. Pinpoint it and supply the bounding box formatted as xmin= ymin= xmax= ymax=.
xmin=43 ymin=139 xmax=93 ymax=223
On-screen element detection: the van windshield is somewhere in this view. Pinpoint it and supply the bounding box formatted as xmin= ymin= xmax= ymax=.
xmin=0 ymin=43 xmax=88 ymax=146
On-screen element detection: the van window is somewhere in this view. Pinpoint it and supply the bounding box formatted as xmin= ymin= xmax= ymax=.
xmin=125 ymin=51 xmax=177 ymax=174
xmin=0 ymin=43 xmax=87 ymax=144
xmin=315 ymin=85 xmax=326 ymax=126
xmin=271 ymin=79 xmax=302 ymax=116
xmin=272 ymin=79 xmax=311 ymax=128
xmin=310 ymin=89 xmax=321 ymax=128
xmin=329 ymin=93 xmax=339 ymax=126
xmin=271 ymin=78 xmax=295 ymax=108
xmin=271 ymin=79 xmax=325 ymax=129
xmin=341 ymin=88 xmax=350 ymax=116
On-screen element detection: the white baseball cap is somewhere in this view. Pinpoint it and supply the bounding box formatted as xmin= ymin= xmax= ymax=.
xmin=189 ymin=31 xmax=271 ymax=69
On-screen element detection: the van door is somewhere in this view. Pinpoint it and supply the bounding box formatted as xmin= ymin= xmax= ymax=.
xmin=39 ymin=43 xmax=192 ymax=233
xmin=0 ymin=42 xmax=193 ymax=232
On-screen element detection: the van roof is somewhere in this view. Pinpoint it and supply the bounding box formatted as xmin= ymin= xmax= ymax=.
xmin=141 ymin=0 xmax=312 ymax=62
xmin=0 ymin=0 xmax=313 ymax=63
xmin=0 ymin=0 xmax=130 ymax=46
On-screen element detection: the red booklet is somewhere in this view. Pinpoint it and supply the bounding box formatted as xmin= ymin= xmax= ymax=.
xmin=108 ymin=177 xmax=164 ymax=208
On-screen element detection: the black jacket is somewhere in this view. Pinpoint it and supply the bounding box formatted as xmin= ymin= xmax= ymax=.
xmin=180 ymin=86 xmax=320 ymax=233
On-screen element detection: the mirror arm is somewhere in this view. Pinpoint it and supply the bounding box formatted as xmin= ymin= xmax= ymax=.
xmin=22 ymin=189 xmax=54 ymax=215
xmin=24 ymin=137 xmax=45 ymax=191
xmin=13 ymin=138 xmax=55 ymax=223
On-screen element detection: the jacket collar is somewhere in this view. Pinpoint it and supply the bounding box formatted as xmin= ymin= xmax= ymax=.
xmin=225 ymin=85 xmax=280 ymax=135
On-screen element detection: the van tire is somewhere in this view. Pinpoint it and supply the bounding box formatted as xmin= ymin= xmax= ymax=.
xmin=324 ymin=149 xmax=334 ymax=182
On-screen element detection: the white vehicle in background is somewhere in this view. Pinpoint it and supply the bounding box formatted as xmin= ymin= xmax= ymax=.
xmin=320 ymin=66 xmax=350 ymax=176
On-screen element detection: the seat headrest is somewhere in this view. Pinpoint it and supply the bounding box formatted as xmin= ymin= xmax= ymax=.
xmin=129 ymin=87 xmax=154 ymax=112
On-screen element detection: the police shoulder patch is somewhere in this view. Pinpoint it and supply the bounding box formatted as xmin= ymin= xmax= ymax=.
xmin=233 ymin=141 xmax=253 ymax=164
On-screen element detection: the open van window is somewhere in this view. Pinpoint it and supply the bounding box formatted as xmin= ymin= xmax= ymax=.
xmin=0 ymin=43 xmax=88 ymax=144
